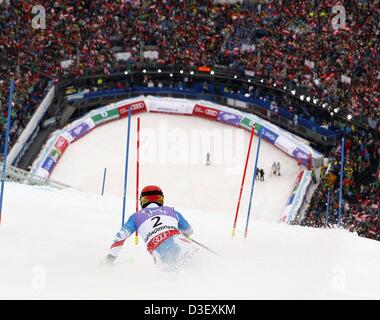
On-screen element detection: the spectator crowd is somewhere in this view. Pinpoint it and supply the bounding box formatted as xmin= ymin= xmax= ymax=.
xmin=299 ymin=129 xmax=380 ymax=240
xmin=0 ymin=0 xmax=379 ymax=239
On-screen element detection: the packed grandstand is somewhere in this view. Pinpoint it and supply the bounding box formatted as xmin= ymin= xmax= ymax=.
xmin=0 ymin=0 xmax=379 ymax=241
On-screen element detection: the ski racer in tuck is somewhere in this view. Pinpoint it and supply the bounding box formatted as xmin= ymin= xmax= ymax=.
xmin=104 ymin=185 xmax=197 ymax=271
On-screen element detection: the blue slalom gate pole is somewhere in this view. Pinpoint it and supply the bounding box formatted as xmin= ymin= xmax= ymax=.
xmin=0 ymin=80 xmax=15 ymax=226
xmin=244 ymin=128 xmax=263 ymax=238
xmin=121 ymin=108 xmax=132 ymax=226
xmin=338 ymin=137 xmax=345 ymax=226
xmin=101 ymin=168 xmax=107 ymax=196
xmin=325 ymin=189 xmax=331 ymax=226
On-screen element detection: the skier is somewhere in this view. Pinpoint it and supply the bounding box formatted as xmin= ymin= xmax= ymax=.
xmin=103 ymin=185 xmax=196 ymax=271
xmin=206 ymin=152 xmax=210 ymax=166
xmin=256 ymin=168 xmax=260 ymax=181
xmin=276 ymin=162 xmax=281 ymax=176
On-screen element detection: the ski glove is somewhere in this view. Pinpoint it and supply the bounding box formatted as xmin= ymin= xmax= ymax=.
xmin=105 ymin=254 xmax=117 ymax=265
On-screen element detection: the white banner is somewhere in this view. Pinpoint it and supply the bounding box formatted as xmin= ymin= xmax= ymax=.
xmin=242 ymin=44 xmax=255 ymax=52
xmin=244 ymin=69 xmax=255 ymax=77
xmin=143 ymin=51 xmax=159 ymax=60
xmin=115 ymin=52 xmax=131 ymax=61
xmin=8 ymin=85 xmax=55 ymax=166
xmin=148 ymin=97 xmax=194 ymax=115
xmin=341 ymin=75 xmax=351 ymax=84
xmin=305 ymin=59 xmax=315 ymax=69
xmin=60 ymin=59 xmax=74 ymax=69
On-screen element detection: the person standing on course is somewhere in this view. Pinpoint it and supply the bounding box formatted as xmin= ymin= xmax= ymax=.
xmin=259 ymin=168 xmax=265 ymax=181
xmin=271 ymin=162 xmax=277 ymax=177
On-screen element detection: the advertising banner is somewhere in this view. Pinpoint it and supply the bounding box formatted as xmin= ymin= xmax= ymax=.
xmin=240 ymin=116 xmax=255 ymax=130
xmin=217 ymin=111 xmax=242 ymax=127
xmin=41 ymin=156 xmax=56 ymax=174
xmin=67 ymin=122 xmax=92 ymax=142
xmin=118 ymin=101 xmax=147 ymax=118
xmin=292 ymin=147 xmax=310 ymax=165
xmin=91 ymin=108 xmax=119 ymax=125
xmin=149 ymin=99 xmax=193 ymax=115
xmin=280 ymin=171 xmax=311 ymax=223
xmin=31 ymin=96 xmax=323 ymax=184
xmin=48 ymin=148 xmax=60 ymax=162
xmin=84 ymin=117 xmax=96 ymax=129
xmin=192 ymin=104 xmax=219 ymax=120
xmin=287 ymin=171 xmax=304 ymax=206
xmin=54 ymin=136 xmax=69 ymax=155
xmin=256 ymin=124 xmax=279 ymax=145
xmin=273 ymin=136 xmax=294 ymax=156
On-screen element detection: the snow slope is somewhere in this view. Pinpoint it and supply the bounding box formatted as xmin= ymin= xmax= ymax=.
xmin=1 ymin=113 xmax=379 ymax=299
xmin=50 ymin=112 xmax=300 ymax=221
xmin=0 ymin=182 xmax=380 ymax=299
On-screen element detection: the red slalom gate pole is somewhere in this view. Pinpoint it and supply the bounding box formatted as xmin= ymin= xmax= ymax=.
xmin=232 ymin=127 xmax=255 ymax=237
xmin=135 ymin=117 xmax=141 ymax=245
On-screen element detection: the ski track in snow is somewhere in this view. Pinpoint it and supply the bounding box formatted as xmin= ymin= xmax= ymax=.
xmin=1 ymin=113 xmax=379 ymax=299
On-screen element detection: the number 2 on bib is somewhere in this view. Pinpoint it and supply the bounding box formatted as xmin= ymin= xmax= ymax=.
xmin=151 ymin=216 xmax=163 ymax=228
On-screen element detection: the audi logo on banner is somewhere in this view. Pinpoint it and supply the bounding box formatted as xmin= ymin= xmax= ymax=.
xmin=193 ymin=104 xmax=219 ymax=120
xmin=118 ymin=101 xmax=147 ymax=118
xmin=205 ymin=109 xmax=218 ymax=117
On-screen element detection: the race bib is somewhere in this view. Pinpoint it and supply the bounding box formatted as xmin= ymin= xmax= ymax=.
xmin=134 ymin=207 xmax=180 ymax=253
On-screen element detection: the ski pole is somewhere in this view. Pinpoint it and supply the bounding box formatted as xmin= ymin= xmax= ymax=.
xmin=186 ymin=237 xmax=219 ymax=256
xmin=175 ymin=229 xmax=218 ymax=256
xmin=101 ymin=167 xmax=107 ymax=196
